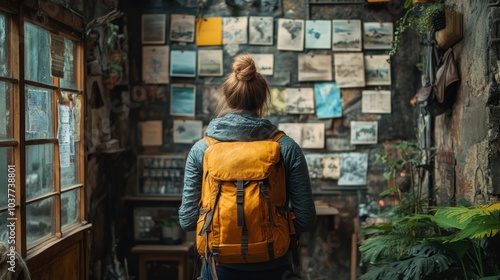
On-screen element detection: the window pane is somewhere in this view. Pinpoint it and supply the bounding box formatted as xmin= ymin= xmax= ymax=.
xmin=60 ymin=142 xmax=79 ymax=187
xmin=27 ymin=196 xmax=54 ymax=245
xmin=0 ymin=211 xmax=8 ymax=244
xmin=61 ymin=189 xmax=80 ymax=228
xmin=60 ymin=38 xmax=77 ymax=89
xmin=24 ymin=22 xmax=52 ymax=85
xmin=0 ymin=13 xmax=10 ymax=77
xmin=0 ymin=81 xmax=12 ymax=139
xmin=25 ymin=86 xmax=53 ymax=140
xmin=26 ymin=144 xmax=54 ymax=199
xmin=0 ymin=147 xmax=13 ymax=208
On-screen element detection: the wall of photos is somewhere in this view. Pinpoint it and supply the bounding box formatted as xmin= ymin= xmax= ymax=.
xmin=122 ymin=0 xmax=421 ymax=277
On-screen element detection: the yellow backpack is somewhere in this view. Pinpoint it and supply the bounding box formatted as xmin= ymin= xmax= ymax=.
xmin=196 ymin=131 xmax=297 ymax=264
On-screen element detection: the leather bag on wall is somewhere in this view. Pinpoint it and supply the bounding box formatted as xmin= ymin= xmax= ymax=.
xmin=436 ymin=9 xmax=463 ymax=50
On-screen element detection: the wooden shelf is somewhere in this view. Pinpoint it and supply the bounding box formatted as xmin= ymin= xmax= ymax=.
xmin=122 ymin=195 xmax=182 ymax=202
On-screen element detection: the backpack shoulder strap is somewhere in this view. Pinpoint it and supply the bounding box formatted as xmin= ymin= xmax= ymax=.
xmin=269 ymin=129 xmax=286 ymax=142
xmin=203 ymin=136 xmax=218 ymax=147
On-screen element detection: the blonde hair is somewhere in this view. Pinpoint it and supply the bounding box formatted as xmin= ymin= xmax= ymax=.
xmin=216 ymin=53 xmax=270 ymax=118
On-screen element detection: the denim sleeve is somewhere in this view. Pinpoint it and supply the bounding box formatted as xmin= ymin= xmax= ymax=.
xmin=178 ymin=140 xmax=207 ymax=231
xmin=279 ymin=136 xmax=317 ymax=235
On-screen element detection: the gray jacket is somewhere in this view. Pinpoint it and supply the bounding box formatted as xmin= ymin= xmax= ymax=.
xmin=178 ymin=113 xmax=316 ymax=269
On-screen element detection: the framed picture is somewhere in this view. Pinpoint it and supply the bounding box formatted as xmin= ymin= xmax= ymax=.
xmin=251 ymin=53 xmax=274 ymax=76
xmin=285 ymin=87 xmax=315 ymax=114
xmin=170 ymin=84 xmax=196 ymax=116
xmin=298 ymin=54 xmax=332 ymax=82
xmin=223 ymin=16 xmax=248 ymax=44
xmin=321 ymin=156 xmax=341 ymax=179
xmin=136 ymin=155 xmax=186 ymax=197
xmin=133 ymin=207 xmax=179 ymax=241
xmin=363 ymin=22 xmax=393 ymax=50
xmin=142 ymin=46 xmax=169 ymax=84
xmin=142 ymin=14 xmax=166 ymax=44
xmin=338 ymin=153 xmax=368 ymax=186
xmin=201 ymin=85 xmax=221 ymax=116
xmin=332 ymin=20 xmax=362 ymax=51
xmin=305 ymin=20 xmax=332 ymax=49
xmin=170 ymin=50 xmax=196 ymax=77
xmin=267 ymin=87 xmax=286 ymax=115
xmin=334 ymin=53 xmax=365 ymax=88
xmin=277 ymin=19 xmax=304 ymax=51
xmin=173 ymin=120 xmax=203 ymax=144
xmin=365 ymin=54 xmax=391 ymax=85
xmin=249 ymin=16 xmax=274 ymax=45
xmin=362 ymin=90 xmax=392 ymax=114
xmin=350 ymin=121 xmax=378 ymax=145
xmin=198 ymin=49 xmax=223 ymax=76
xmin=170 ymin=14 xmax=195 ymax=43
xmin=314 ymin=82 xmax=342 ymax=119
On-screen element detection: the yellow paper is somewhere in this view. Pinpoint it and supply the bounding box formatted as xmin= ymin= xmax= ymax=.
xmin=196 ymin=17 xmax=222 ymax=46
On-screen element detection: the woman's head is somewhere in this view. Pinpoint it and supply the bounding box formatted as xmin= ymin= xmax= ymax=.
xmin=217 ymin=53 xmax=270 ymax=117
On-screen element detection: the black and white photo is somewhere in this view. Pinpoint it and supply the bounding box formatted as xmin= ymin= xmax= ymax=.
xmin=334 ymin=53 xmax=365 ymax=88
xmin=249 ymin=16 xmax=274 ymax=45
xmin=142 ymin=46 xmax=169 ymax=84
xmin=173 ymin=120 xmax=203 ymax=144
xmin=350 ymin=121 xmax=378 ymax=145
xmin=223 ymin=16 xmax=248 ymax=44
xmin=332 ymin=20 xmax=362 ymax=51
xmin=277 ymin=19 xmax=304 ymax=51
xmin=338 ymin=153 xmax=368 ymax=186
xmin=198 ymin=49 xmax=223 ymax=76
xmin=363 ymin=22 xmax=393 ymax=50
xmin=285 ymin=87 xmax=315 ymax=114
xmin=298 ymin=54 xmax=332 ymax=82
xmin=362 ymin=90 xmax=392 ymax=114
xmin=365 ymin=54 xmax=391 ymax=86
xmin=142 ymin=14 xmax=166 ymax=44
xmin=170 ymin=14 xmax=195 ymax=42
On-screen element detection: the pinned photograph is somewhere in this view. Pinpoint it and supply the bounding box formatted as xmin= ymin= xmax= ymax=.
xmin=170 ymin=14 xmax=195 ymax=43
xmin=251 ymin=54 xmax=274 ymax=76
xmin=304 ymin=153 xmax=324 ymax=179
xmin=170 ymin=50 xmax=196 ymax=77
xmin=298 ymin=54 xmax=332 ymax=82
xmin=201 ymin=85 xmax=221 ymax=116
xmin=363 ymin=22 xmax=393 ymax=50
xmin=249 ymin=16 xmax=274 ymax=45
xmin=362 ymin=90 xmax=392 ymax=114
xmin=223 ymin=16 xmax=248 ymax=44
xmin=267 ymin=87 xmax=286 ymax=115
xmin=277 ymin=19 xmax=304 ymax=51
xmin=142 ymin=14 xmax=166 ymax=44
xmin=170 ymin=84 xmax=196 ymax=116
xmin=278 ymin=123 xmax=303 ymax=145
xmin=365 ymin=54 xmax=391 ymax=85
xmin=334 ymin=53 xmax=365 ymax=88
xmin=285 ymin=87 xmax=315 ymax=114
xmin=305 ymin=20 xmax=332 ymax=49
xmin=142 ymin=46 xmax=169 ymax=84
xmin=314 ymin=82 xmax=342 ymax=119
xmin=350 ymin=121 xmax=378 ymax=145
xmin=338 ymin=153 xmax=368 ymax=186
xmin=198 ymin=49 xmax=223 ymax=76
xmin=278 ymin=123 xmax=325 ymax=149
xmin=321 ymin=156 xmax=341 ymax=179
xmin=173 ymin=120 xmax=203 ymax=144
xmin=332 ymin=20 xmax=362 ymax=51
xmin=326 ymin=137 xmax=355 ymax=152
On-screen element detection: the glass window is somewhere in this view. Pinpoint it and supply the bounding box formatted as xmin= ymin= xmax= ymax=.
xmin=26 ymin=144 xmax=54 ymax=200
xmin=0 ymin=147 xmax=13 ymax=208
xmin=0 ymin=81 xmax=12 ymax=139
xmin=61 ymin=189 xmax=80 ymax=228
xmin=25 ymin=86 xmax=53 ymax=140
xmin=24 ymin=22 xmax=52 ymax=85
xmin=26 ymin=196 xmax=55 ymax=245
xmin=0 ymin=211 xmax=8 ymax=244
xmin=60 ymin=144 xmax=79 ymax=188
xmin=0 ymin=13 xmax=9 ymax=77
xmin=60 ymin=38 xmax=77 ymax=89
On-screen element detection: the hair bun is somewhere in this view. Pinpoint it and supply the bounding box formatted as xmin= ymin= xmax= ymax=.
xmin=233 ymin=53 xmax=258 ymax=81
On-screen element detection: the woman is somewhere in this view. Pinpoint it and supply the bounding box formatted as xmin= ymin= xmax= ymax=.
xmin=178 ymin=53 xmax=316 ymax=280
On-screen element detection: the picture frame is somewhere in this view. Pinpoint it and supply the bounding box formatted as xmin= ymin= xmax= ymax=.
xmin=133 ymin=207 xmax=179 ymax=241
xmin=277 ymin=19 xmax=304 ymax=51
xmin=338 ymin=153 xmax=368 ymax=186
xmin=285 ymin=87 xmax=315 ymax=114
xmin=198 ymin=49 xmax=223 ymax=76
xmin=249 ymin=16 xmax=274 ymax=45
xmin=173 ymin=119 xmax=203 ymax=144
xmin=364 ymin=54 xmax=391 ymax=85
xmin=362 ymin=90 xmax=392 ymax=114
xmin=170 ymin=50 xmax=196 ymax=78
xmin=142 ymin=14 xmax=166 ymax=44
xmin=251 ymin=53 xmax=274 ymax=76
xmin=170 ymin=84 xmax=196 ymax=116
xmin=363 ymin=22 xmax=393 ymax=50
xmin=298 ymin=54 xmax=332 ymax=82
xmin=223 ymin=16 xmax=248 ymax=45
xmin=332 ymin=20 xmax=362 ymax=51
xmin=305 ymin=20 xmax=332 ymax=49
xmin=170 ymin=14 xmax=195 ymax=43
xmin=314 ymin=82 xmax=342 ymax=119
xmin=136 ymin=154 xmax=186 ymax=197
xmin=350 ymin=121 xmax=378 ymax=145
xmin=334 ymin=53 xmax=365 ymax=88
xmin=142 ymin=45 xmax=169 ymax=84
xmin=201 ymin=85 xmax=221 ymax=116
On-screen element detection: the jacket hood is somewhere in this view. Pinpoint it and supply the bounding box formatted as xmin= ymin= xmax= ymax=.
xmin=205 ymin=113 xmax=278 ymax=141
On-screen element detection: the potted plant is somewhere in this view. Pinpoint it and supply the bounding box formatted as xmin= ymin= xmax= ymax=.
xmin=155 ymin=215 xmax=183 ymax=245
xmin=102 ymin=22 xmax=127 ymax=89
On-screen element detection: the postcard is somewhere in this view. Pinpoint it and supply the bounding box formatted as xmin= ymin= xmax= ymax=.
xmin=298 ymin=54 xmax=332 ymax=82
xmin=305 ymin=20 xmax=332 ymax=49
xmin=314 ymin=82 xmax=342 ymax=119
xmin=223 ymin=16 xmax=248 ymax=44
xmin=332 ymin=20 xmax=362 ymax=51
xmin=285 ymin=87 xmax=315 ymax=114
xmin=277 ymin=19 xmax=304 ymax=51
xmin=142 ymin=46 xmax=169 ymax=84
xmin=198 ymin=49 xmax=223 ymax=76
xmin=170 ymin=14 xmax=195 ymax=42
xmin=363 ymin=22 xmax=393 ymax=50
xmin=170 ymin=50 xmax=196 ymax=77
xmin=170 ymin=84 xmax=196 ymax=116
xmin=249 ymin=16 xmax=274 ymax=45
xmin=350 ymin=121 xmax=378 ymax=145
xmin=251 ymin=53 xmax=274 ymax=76
xmin=362 ymin=90 xmax=392 ymax=114
xmin=334 ymin=53 xmax=365 ymax=88
xmin=364 ymin=54 xmax=391 ymax=85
